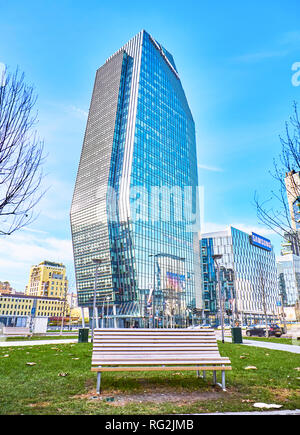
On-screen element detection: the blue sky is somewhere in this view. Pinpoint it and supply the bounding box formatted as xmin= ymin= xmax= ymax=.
xmin=1 ymin=0 xmax=300 ymax=291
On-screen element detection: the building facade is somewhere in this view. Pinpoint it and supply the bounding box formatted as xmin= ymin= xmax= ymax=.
xmin=0 ymin=293 xmax=67 ymax=327
xmin=277 ymin=254 xmax=300 ymax=306
xmin=25 ymin=261 xmax=68 ymax=300
xmin=200 ymin=227 xmax=280 ymax=325
xmin=70 ymin=30 xmax=201 ymax=327
xmin=200 ymin=237 xmax=234 ymax=326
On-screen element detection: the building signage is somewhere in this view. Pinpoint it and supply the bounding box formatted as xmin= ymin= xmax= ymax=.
xmin=251 ymin=232 xmax=272 ymax=251
xmin=166 ymin=272 xmax=186 ymax=291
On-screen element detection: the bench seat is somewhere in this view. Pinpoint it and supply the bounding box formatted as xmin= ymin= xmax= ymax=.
xmin=91 ymin=328 xmax=232 ymax=394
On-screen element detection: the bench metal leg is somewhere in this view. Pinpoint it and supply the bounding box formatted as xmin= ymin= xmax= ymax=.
xmin=96 ymin=372 xmax=101 ymax=395
xmin=221 ymin=370 xmax=226 ymax=391
xmin=197 ymin=370 xmax=206 ymax=379
xmin=214 ymin=368 xmax=226 ymax=392
xmin=96 ymin=365 xmax=102 ymax=395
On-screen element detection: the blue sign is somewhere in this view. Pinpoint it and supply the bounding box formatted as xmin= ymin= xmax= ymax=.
xmin=251 ymin=232 xmax=272 ymax=251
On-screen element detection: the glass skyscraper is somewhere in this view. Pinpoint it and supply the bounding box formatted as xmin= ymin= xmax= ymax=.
xmin=200 ymin=226 xmax=280 ymax=325
xmin=70 ymin=30 xmax=201 ymax=327
xmin=277 ymin=254 xmax=300 ymax=306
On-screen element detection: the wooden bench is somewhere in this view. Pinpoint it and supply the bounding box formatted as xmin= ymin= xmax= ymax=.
xmin=2 ymin=327 xmax=31 ymax=337
xmin=91 ymin=328 xmax=232 ymax=394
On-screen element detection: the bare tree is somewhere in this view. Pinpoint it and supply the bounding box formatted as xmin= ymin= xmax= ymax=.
xmin=258 ymin=259 xmax=269 ymax=337
xmin=0 ymin=66 xmax=44 ymax=235
xmin=254 ymin=102 xmax=300 ymax=251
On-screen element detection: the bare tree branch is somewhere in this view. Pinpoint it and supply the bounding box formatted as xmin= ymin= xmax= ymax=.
xmin=255 ymin=101 xmax=300 ymax=253
xmin=0 ymin=66 xmax=45 ymax=235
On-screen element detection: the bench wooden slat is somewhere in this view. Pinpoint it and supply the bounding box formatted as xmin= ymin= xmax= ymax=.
xmin=92 ymin=358 xmax=231 ymax=364
xmin=92 ymin=355 xmax=229 ymax=360
xmin=91 ymin=348 xmax=219 ymax=356
xmin=93 ymin=338 xmax=217 ymax=342
xmin=93 ymin=345 xmax=218 ymax=349
xmin=94 ymin=347 xmax=219 ymax=355
xmin=91 ymin=366 xmax=232 ymax=372
xmin=94 ymin=328 xmax=214 ymax=331
xmin=94 ymin=329 xmax=215 ymax=339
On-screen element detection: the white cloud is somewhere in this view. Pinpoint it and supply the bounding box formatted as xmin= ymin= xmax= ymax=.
xmin=198 ymin=163 xmax=223 ymax=172
xmin=0 ymin=230 xmax=74 ymax=291
xmin=69 ymin=105 xmax=88 ymax=120
xmin=201 ymin=221 xmax=276 ymax=237
xmin=279 ymin=30 xmax=300 ymax=46
xmin=234 ymin=50 xmax=288 ymax=63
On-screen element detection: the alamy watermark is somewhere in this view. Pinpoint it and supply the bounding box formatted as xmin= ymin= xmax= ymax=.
xmin=95 ymin=184 xmax=204 ymax=232
xmin=291 ymin=62 xmax=300 ymax=87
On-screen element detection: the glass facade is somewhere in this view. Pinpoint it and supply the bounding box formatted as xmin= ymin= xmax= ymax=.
xmin=70 ymin=30 xmax=201 ymax=327
xmin=277 ymin=254 xmax=300 ymax=306
xmin=200 ymin=227 xmax=280 ymax=324
xmin=200 ymin=237 xmax=234 ymax=326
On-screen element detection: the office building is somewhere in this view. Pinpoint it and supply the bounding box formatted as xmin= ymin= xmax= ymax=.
xmin=70 ymin=30 xmax=201 ymax=327
xmin=277 ymin=254 xmax=300 ymax=306
xmin=0 ymin=292 xmax=67 ymax=327
xmin=200 ymin=226 xmax=280 ymax=325
xmin=25 ymin=261 xmax=68 ymax=300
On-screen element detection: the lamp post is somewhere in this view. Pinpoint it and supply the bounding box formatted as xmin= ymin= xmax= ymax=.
xmin=101 ymin=299 xmax=105 ymax=328
xmin=213 ymin=254 xmax=224 ymax=343
xmin=91 ymin=258 xmax=102 ymax=342
xmin=106 ymin=296 xmax=110 ymax=328
xmin=59 ymin=281 xmax=68 ymax=336
xmin=149 ymin=254 xmax=156 ymax=328
xmin=280 ymin=291 xmax=287 ymax=334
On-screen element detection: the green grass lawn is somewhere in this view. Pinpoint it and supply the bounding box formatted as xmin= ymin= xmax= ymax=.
xmin=0 ymin=342 xmax=299 ymax=415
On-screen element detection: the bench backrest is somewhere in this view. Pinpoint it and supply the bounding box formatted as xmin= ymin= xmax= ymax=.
xmin=92 ymin=328 xmax=229 ymax=366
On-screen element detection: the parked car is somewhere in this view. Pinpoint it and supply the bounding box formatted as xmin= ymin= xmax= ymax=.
xmin=245 ymin=324 xmax=282 ymax=337
xmin=187 ymin=324 xmax=211 ymax=329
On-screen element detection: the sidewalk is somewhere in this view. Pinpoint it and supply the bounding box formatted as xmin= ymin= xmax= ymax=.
xmin=193 ymin=409 xmax=300 ymax=415
xmin=215 ymin=334 xmax=300 ymax=354
xmin=0 ymin=338 xmax=78 ymax=347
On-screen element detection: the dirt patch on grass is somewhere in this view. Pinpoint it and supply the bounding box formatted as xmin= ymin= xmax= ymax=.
xmin=103 ymin=391 xmax=226 ymax=406
xmin=267 ymin=388 xmax=296 ymax=402
xmin=73 ymin=388 xmax=229 ymax=406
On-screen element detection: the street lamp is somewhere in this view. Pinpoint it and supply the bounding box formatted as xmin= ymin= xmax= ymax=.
xmin=212 ymin=254 xmax=225 ymax=343
xmin=91 ymin=258 xmax=102 ymax=342
xmin=149 ymin=254 xmax=157 ymax=328
xmin=106 ymin=296 xmax=110 ymax=328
